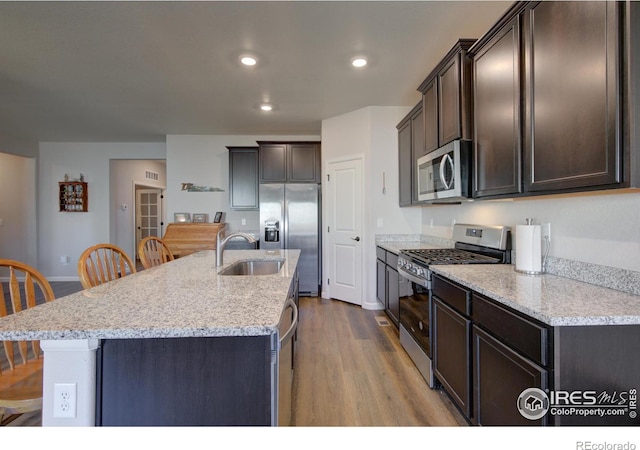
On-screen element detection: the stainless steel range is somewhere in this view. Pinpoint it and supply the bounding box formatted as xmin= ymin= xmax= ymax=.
xmin=397 ymin=223 xmax=511 ymax=388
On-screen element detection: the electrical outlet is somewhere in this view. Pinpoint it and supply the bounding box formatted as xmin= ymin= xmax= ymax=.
xmin=541 ymin=222 xmax=551 ymax=242
xmin=53 ymin=383 xmax=77 ymax=418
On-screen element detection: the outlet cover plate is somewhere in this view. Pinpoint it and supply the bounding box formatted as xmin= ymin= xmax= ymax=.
xmin=53 ymin=383 xmax=77 ymax=418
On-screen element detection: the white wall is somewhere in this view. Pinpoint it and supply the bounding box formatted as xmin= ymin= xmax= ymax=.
xmin=110 ymin=159 xmax=167 ymax=259
xmin=420 ymin=191 xmax=640 ymax=272
xmin=0 ymin=152 xmax=37 ymax=266
xmin=321 ymin=106 xmax=421 ymax=309
xmin=165 ymin=134 xmax=319 ymax=233
xmin=38 ymin=142 xmax=166 ymax=279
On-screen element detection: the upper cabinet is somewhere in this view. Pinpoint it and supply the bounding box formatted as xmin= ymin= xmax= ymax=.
xmin=471 ymin=14 xmax=522 ymax=198
xmin=418 ymin=39 xmax=475 ymax=155
xmin=258 ymin=142 xmax=321 ymax=183
xmin=227 ymin=147 xmax=259 ymax=210
xmin=522 ymin=1 xmax=621 ymax=193
xmin=397 ymin=102 xmax=422 ymax=206
xmin=470 ymin=0 xmax=629 ymax=199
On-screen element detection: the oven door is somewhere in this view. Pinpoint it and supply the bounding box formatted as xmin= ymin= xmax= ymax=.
xmin=398 ymin=273 xmax=434 ymax=387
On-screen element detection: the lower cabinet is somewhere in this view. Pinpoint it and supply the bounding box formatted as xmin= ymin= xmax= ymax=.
xmin=376 ymin=246 xmax=400 ymax=327
xmin=472 ymin=325 xmax=548 ymax=426
xmin=433 ymin=297 xmax=471 ymax=417
xmin=432 ymin=273 xmax=550 ymax=425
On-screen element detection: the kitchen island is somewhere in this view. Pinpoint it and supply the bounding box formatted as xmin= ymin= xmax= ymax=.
xmin=0 ymin=249 xmax=300 ymax=426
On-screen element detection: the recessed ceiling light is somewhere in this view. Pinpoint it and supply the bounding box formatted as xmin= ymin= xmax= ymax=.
xmin=260 ymin=103 xmax=273 ymax=112
xmin=351 ymin=57 xmax=368 ymax=68
xmin=240 ymin=55 xmax=257 ymax=66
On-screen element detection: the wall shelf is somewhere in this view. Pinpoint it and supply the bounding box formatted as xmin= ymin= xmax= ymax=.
xmin=59 ymin=181 xmax=88 ymax=212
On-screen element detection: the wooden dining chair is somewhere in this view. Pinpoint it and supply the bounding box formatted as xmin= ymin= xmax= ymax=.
xmin=77 ymin=243 xmax=136 ymax=289
xmin=138 ymin=236 xmax=175 ymax=269
xmin=0 ymin=259 xmax=55 ymax=425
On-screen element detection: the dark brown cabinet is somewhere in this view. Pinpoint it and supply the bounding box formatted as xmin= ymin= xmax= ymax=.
xmin=258 ymin=142 xmax=321 ymax=183
xmin=418 ymin=39 xmax=475 ymax=154
xmin=471 ymin=292 xmax=550 ymax=426
xmin=375 ymin=246 xmax=401 ymax=327
xmin=522 ymin=1 xmax=622 ymax=192
xmin=397 ymin=102 xmax=422 ymax=206
xmin=227 ymin=147 xmax=259 ymax=210
xmin=470 ymin=1 xmax=627 ymax=198
xmin=472 ymin=326 xmax=547 ymax=426
xmin=471 ymin=14 xmax=522 ymax=198
xmin=433 ymin=297 xmax=471 ymax=418
xmin=433 ymin=272 xmax=640 ymax=426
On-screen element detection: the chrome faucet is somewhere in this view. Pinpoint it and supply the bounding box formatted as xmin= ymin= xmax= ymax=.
xmin=216 ymin=229 xmax=257 ymax=266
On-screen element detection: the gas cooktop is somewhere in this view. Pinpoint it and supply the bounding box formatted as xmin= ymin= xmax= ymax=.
xmin=400 ymin=248 xmax=500 ymax=265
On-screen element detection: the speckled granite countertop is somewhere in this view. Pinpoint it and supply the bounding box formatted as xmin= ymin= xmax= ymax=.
xmin=430 ymin=264 xmax=640 ymax=327
xmin=0 ymin=249 xmax=300 ymax=341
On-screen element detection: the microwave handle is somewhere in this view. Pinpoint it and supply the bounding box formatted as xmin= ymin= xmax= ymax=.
xmin=439 ymin=153 xmax=454 ymax=190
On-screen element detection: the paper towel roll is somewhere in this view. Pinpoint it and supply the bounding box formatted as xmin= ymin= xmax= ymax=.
xmin=515 ymin=224 xmax=543 ymax=274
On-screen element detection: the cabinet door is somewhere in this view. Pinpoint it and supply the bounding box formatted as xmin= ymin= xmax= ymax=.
xmin=288 ymin=143 xmax=320 ymax=183
xmin=472 ymin=326 xmax=548 ymax=426
xmin=398 ymin=118 xmax=413 ymax=206
xmin=376 ymin=259 xmax=387 ymax=307
xmin=473 ymin=16 xmax=522 ymax=197
xmin=259 ymin=144 xmax=287 ymax=183
xmin=410 ymin=106 xmax=424 ymax=203
xmin=438 ymin=55 xmax=461 ymax=146
xmin=523 ymin=1 xmax=621 ymax=192
xmin=433 ymin=297 xmax=471 ymax=417
xmin=386 ymin=266 xmax=399 ymax=326
xmin=229 ymin=147 xmax=259 ymax=210
xmin=422 ymin=80 xmax=438 ymax=155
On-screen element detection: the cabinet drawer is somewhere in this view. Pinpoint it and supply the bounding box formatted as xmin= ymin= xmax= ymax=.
xmin=432 ymin=275 xmax=471 ymax=316
xmin=386 ymin=251 xmax=398 ymax=268
xmin=376 ymin=247 xmax=386 ymax=262
xmin=472 ymin=293 xmax=549 ymax=367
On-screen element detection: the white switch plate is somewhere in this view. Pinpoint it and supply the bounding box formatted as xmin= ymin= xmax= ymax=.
xmin=241 ymin=218 xmax=246 ymax=226
xmin=377 ymin=218 xmax=383 ymax=228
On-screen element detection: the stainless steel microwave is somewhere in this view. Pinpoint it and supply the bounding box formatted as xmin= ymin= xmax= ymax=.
xmin=417 ymin=140 xmax=471 ymax=202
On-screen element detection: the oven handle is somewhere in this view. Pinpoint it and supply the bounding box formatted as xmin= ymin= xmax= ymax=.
xmin=397 ymin=266 xmax=429 ymax=288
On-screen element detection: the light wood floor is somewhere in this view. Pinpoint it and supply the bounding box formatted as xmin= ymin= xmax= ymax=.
xmin=2 ymin=284 xmax=466 ymax=427
xmin=292 ymin=296 xmax=467 ymax=426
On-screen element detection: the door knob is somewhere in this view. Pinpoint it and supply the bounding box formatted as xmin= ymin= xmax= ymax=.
xmin=351 ymin=236 xmax=361 ymax=242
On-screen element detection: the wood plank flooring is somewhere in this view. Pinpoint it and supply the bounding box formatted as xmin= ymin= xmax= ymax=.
xmin=1 ymin=282 xmax=466 ymax=427
xmin=292 ymin=296 xmax=467 ymax=426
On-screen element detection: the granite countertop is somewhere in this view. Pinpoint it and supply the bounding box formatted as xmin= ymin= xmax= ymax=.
xmin=0 ymin=249 xmax=300 ymax=341
xmin=430 ymin=264 xmax=640 ymax=327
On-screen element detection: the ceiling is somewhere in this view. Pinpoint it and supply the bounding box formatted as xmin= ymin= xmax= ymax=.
xmin=0 ymin=1 xmax=511 ymax=143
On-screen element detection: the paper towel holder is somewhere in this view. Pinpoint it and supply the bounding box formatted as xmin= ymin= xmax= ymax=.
xmin=515 ymin=218 xmax=545 ymax=275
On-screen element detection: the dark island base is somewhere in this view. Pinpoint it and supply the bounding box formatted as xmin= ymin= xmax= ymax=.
xmin=96 ymin=336 xmax=273 ymax=426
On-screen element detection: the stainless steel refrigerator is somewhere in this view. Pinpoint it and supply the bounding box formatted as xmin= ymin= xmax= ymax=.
xmin=259 ymin=184 xmax=320 ymax=296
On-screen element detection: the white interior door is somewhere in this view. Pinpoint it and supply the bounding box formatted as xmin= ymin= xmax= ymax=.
xmin=135 ymin=188 xmax=163 ymax=259
xmin=327 ymin=157 xmax=363 ymax=305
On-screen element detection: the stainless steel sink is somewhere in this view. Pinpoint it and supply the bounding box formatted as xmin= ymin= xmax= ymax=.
xmin=218 ymin=259 xmax=285 ymax=276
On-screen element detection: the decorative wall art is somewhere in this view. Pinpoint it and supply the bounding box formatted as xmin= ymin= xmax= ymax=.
xmin=180 ymin=183 xmax=224 ymax=192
